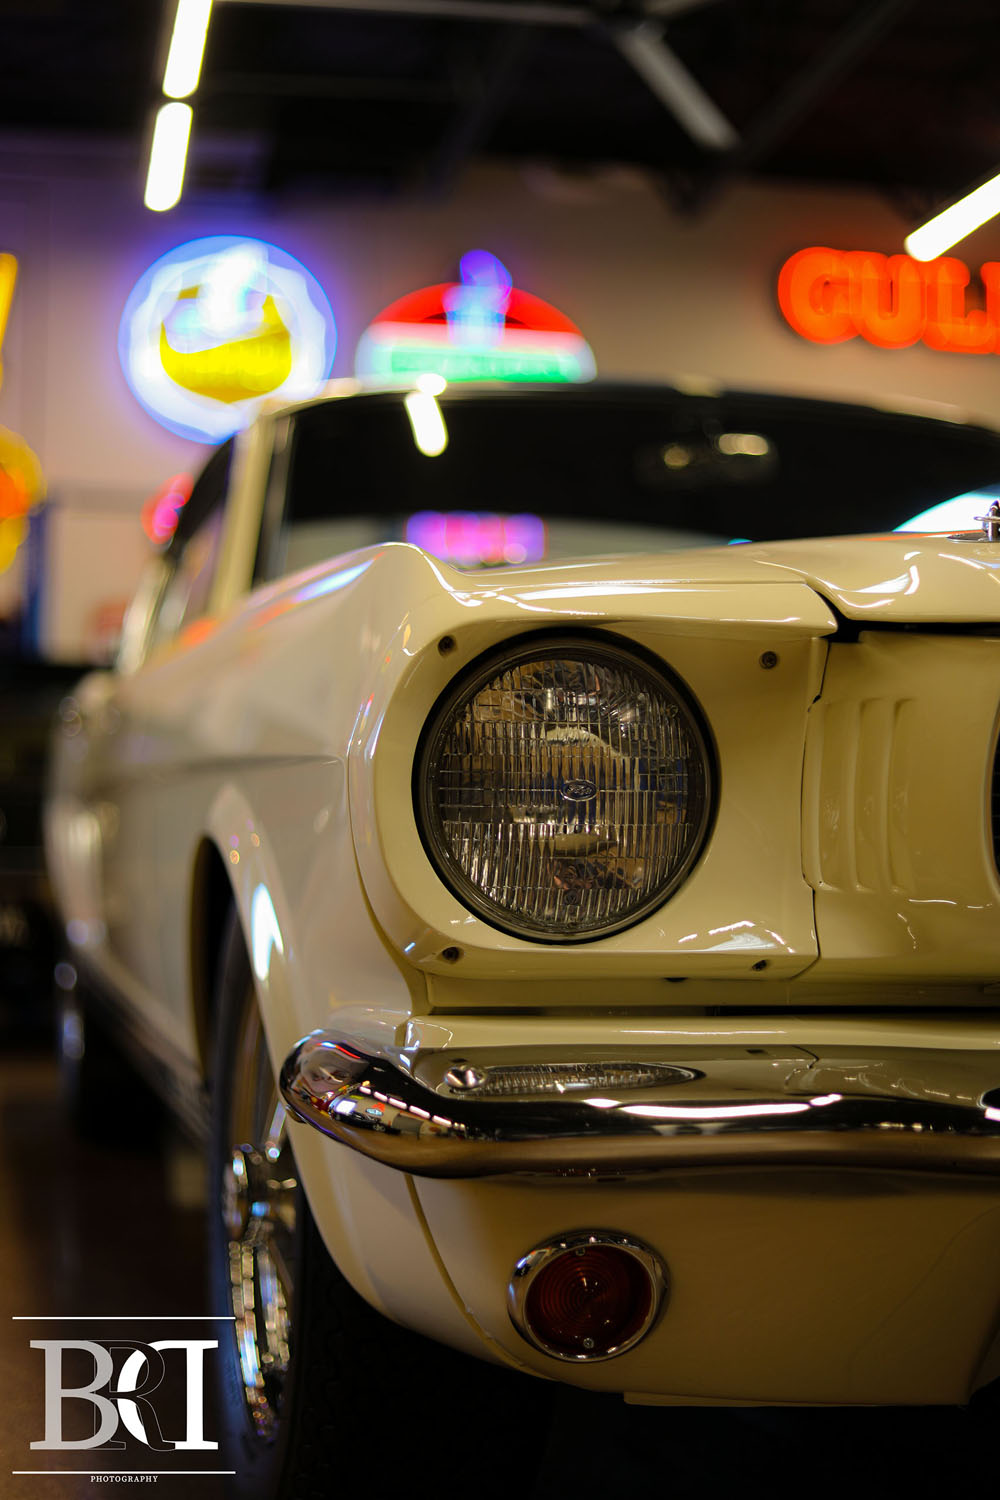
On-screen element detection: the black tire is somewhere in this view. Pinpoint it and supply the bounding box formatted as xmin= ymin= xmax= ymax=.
xmin=207 ymin=911 xmax=552 ymax=1500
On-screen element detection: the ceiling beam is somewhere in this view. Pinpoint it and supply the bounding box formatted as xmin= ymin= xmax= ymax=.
xmin=215 ymin=0 xmax=725 ymax=26
xmin=681 ymin=0 xmax=919 ymax=208
xmin=216 ymin=0 xmax=595 ymax=23
xmin=612 ymin=20 xmax=737 ymax=151
xmin=208 ymin=70 xmax=453 ymax=99
xmin=421 ymin=25 xmax=533 ymax=195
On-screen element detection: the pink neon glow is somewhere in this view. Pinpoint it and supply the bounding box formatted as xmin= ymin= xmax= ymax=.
xmin=405 ymin=511 xmax=546 ymax=566
xmin=142 ymin=472 xmax=194 ymax=544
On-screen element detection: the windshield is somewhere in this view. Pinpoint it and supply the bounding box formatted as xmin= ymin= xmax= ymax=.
xmin=263 ymin=386 xmax=1000 ymax=577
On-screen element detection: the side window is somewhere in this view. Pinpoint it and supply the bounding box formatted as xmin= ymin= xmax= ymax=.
xmin=145 ymin=441 xmax=233 ymax=657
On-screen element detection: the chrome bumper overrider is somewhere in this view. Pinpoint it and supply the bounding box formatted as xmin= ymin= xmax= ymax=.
xmin=279 ymin=1033 xmax=1000 ymax=1179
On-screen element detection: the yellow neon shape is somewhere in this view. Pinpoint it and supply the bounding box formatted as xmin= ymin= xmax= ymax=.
xmin=159 ymin=291 xmax=293 ymax=403
xmin=0 ymin=254 xmax=18 ymax=387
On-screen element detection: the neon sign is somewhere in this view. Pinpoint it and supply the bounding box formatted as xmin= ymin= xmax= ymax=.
xmin=405 ymin=511 xmax=546 ymax=566
xmin=142 ymin=472 xmax=193 ymax=545
xmin=355 ymin=250 xmax=595 ymax=384
xmin=0 ymin=254 xmax=17 ymax=386
xmin=778 ymin=247 xmax=1000 ymax=354
xmin=0 ymin=256 xmax=45 ymax=575
xmin=119 ymin=236 xmax=337 ymax=443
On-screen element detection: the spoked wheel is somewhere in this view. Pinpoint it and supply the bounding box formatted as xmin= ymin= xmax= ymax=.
xmin=208 ymin=911 xmax=553 ymax=1499
xmin=208 ymin=913 xmax=312 ymax=1497
xmin=218 ymin=990 xmax=297 ymax=1444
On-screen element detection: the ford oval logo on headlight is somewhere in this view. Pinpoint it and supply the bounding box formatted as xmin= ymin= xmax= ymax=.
xmin=560 ymin=779 xmax=597 ymax=802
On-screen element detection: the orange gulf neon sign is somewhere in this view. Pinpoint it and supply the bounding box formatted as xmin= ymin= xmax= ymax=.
xmin=778 ymin=247 xmax=1000 ymax=354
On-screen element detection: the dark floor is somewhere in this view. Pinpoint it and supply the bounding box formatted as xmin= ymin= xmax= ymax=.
xmin=1 ymin=1002 xmax=223 ymax=1500
xmin=3 ymin=998 xmax=1000 ymax=1499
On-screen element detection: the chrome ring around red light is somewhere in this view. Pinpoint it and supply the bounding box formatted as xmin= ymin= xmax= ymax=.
xmin=507 ymin=1229 xmax=668 ymax=1363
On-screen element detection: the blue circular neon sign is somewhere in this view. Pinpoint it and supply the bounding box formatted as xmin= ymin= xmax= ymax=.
xmin=119 ymin=236 xmax=337 ymax=443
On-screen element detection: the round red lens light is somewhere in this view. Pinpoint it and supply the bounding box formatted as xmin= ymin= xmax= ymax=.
xmin=524 ymin=1244 xmax=654 ymax=1358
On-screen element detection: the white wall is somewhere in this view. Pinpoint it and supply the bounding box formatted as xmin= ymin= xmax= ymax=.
xmin=3 ymin=147 xmax=1000 ymax=655
xmin=43 ymin=505 xmax=152 ymax=663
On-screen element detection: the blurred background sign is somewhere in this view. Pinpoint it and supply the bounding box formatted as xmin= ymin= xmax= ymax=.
xmin=355 ymin=250 xmax=596 ymax=384
xmin=0 ymin=255 xmax=45 ymax=581
xmin=118 ymin=235 xmax=337 ymax=442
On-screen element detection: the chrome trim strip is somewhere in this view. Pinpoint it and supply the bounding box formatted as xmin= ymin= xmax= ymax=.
xmin=279 ymin=1033 xmax=1000 ymax=1179
xmin=507 ymin=1230 xmax=668 ymax=1362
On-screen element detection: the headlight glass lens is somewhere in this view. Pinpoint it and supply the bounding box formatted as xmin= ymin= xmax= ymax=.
xmin=417 ymin=637 xmax=712 ymax=940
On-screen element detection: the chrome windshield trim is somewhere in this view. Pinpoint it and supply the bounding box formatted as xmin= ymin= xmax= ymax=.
xmin=279 ymin=1033 xmax=1000 ymax=1179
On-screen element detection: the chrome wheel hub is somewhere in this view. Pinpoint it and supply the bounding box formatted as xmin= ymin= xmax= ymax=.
xmin=223 ymin=1145 xmax=297 ymax=1243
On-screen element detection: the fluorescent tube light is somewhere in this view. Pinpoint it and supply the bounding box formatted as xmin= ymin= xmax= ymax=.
xmin=905 ymin=168 xmax=1000 ymax=261
xmin=404 ymin=389 xmax=449 ymax=457
xmin=144 ymin=102 xmax=193 ymax=212
xmin=163 ymin=0 xmax=213 ymax=99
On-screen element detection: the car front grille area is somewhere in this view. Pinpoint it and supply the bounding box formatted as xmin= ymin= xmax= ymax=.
xmin=802 ymin=695 xmax=909 ymax=895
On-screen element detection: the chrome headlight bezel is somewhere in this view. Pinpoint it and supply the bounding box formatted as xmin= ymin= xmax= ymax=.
xmin=413 ymin=631 xmax=716 ymax=944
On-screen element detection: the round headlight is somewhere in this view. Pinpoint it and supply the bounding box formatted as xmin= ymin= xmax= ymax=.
xmin=415 ymin=635 xmax=713 ymax=941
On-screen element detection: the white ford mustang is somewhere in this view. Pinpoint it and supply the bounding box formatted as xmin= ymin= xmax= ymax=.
xmin=45 ymin=381 xmax=1000 ymax=1489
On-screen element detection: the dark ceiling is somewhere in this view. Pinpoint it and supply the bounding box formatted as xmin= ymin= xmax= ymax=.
xmin=3 ymin=0 xmax=999 ymax=217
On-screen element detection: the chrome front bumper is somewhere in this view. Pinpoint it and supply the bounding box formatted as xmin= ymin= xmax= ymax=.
xmin=280 ymin=1033 xmax=1000 ymax=1179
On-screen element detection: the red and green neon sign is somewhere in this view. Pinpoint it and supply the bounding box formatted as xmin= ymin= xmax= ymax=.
xmin=355 ymin=250 xmax=595 ymax=383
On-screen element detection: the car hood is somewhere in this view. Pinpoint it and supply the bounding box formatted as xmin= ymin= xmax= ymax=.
xmin=480 ymin=533 xmax=1000 ymax=626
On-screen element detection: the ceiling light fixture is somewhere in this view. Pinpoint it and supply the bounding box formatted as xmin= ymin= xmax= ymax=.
xmin=905 ymin=169 xmax=1000 ymax=261
xmin=163 ymin=0 xmax=214 ymax=98
xmin=144 ymin=102 xmax=193 ymax=212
